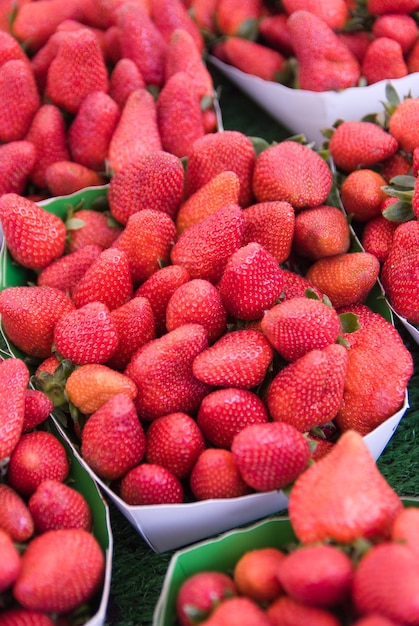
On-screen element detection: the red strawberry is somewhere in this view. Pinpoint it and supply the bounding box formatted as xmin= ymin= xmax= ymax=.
xmin=108 ymin=150 xmax=185 ymax=224
xmin=13 ymin=528 xmax=105 ymax=613
xmin=202 ymin=596 xmax=273 ymax=626
xmin=337 ymin=30 xmax=372 ymax=63
xmin=189 ymin=448 xmax=251 ymax=500
xmin=7 ymin=431 xmax=70 ymax=497
xmin=81 ymin=393 xmax=146 ymax=480
xmin=340 ymin=169 xmax=388 ymax=223
xmin=109 ymin=57 xmax=146 ymax=108
xmin=166 ymin=278 xmax=227 ymax=344
xmin=252 ymin=141 xmax=333 ymax=208
xmin=267 ymin=595 xmax=341 ymax=626
xmin=288 ymin=429 xmax=403 ymax=544
xmin=28 ymin=479 xmax=92 ymax=533
xmin=0 ymin=358 xmax=29 ymax=461
xmin=0 ymin=483 xmax=34 ymax=542
xmin=388 ymin=96 xmax=419 ymax=154
xmin=243 ymin=200 xmax=295 ymax=264
xmin=66 ymin=208 xmax=121 ymax=253
xmin=53 ymin=301 xmax=119 ymax=365
xmin=188 ymin=0 xmax=219 ymax=35
xmin=170 ymin=203 xmax=245 ymax=284
xmin=176 ymin=571 xmax=237 ymax=626
xmin=218 ymin=242 xmax=285 ymax=320
xmin=22 ymin=389 xmax=54 ymax=432
xmin=231 ymin=421 xmax=311 ymax=492
xmin=361 ymin=215 xmax=398 ymax=263
xmin=0 ymin=609 xmax=55 ymax=625
xmin=282 ymin=0 xmax=349 ymax=30
xmin=165 ymin=28 xmax=213 ymax=100
xmin=215 ymin=0 xmax=262 ymax=38
xmin=107 ymin=296 xmax=155 ymax=371
xmin=258 ymin=13 xmax=294 ymax=56
xmin=367 ymin=0 xmax=419 ymax=13
xmin=372 ymin=13 xmax=418 ymax=54
xmin=30 ymin=31 xmax=68 ymax=93
xmin=45 ymin=161 xmax=105 ymax=196
xmin=0 ymin=286 xmax=75 ymax=358
xmin=37 ymin=244 xmax=103 ymax=296
xmin=233 ymin=547 xmax=285 ymax=603
xmin=119 ymin=463 xmax=184 ymax=504
xmin=216 ymin=37 xmax=286 ymax=82
xmin=193 ymin=328 xmax=273 ymax=389
xmin=145 ymin=412 xmax=206 ymax=479
xmin=0 ymin=528 xmax=21 ymax=593
xmin=391 ymin=507 xmax=419 ymax=557
xmin=280 ymin=268 xmax=323 ymax=300
xmin=292 ymin=205 xmax=351 ymax=259
xmin=197 ymin=388 xmax=269 ymax=449
xmin=0 ymin=141 xmax=36 ymax=196
xmin=0 ymin=60 xmax=40 ymax=143
xmin=125 ymin=323 xmax=210 ymax=421
xmin=151 ymin=0 xmax=204 ymax=51
xmin=0 ymin=29 xmax=31 ymax=66
xmin=362 ymin=37 xmax=408 ymax=85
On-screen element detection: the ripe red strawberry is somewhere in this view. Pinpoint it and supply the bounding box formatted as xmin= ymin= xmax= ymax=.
xmin=231 ymin=421 xmax=311 ymax=492
xmin=152 ymin=0 xmax=204 ymax=50
xmin=243 ymin=200 xmax=295 ymax=264
xmin=286 ymin=10 xmax=360 ymax=91
xmin=30 ymin=30 xmax=68 ymax=93
xmin=197 ymin=388 xmax=269 ymax=449
xmin=145 ymin=412 xmax=206 ymax=479
xmin=391 ymin=507 xmax=419 ymax=557
xmin=114 ymin=209 xmax=177 ymax=285
xmin=288 ymin=429 xmax=403 ymax=544
xmin=166 ymin=278 xmax=227 ymax=344
xmin=372 ymin=13 xmax=418 ymax=54
xmin=0 ymin=141 xmax=36 ymax=196
xmin=165 ymin=28 xmax=213 ymax=100
xmin=81 ymin=393 xmax=146 ymax=480
xmin=22 ymin=389 xmax=54 ymax=432
xmin=388 ymin=96 xmax=419 ymax=154
xmin=258 ymin=13 xmax=294 ymax=56
xmin=216 ymin=37 xmax=286 ymax=82
xmin=340 ymin=169 xmax=388 ymax=223
xmin=280 ymin=268 xmax=323 ymax=300
xmin=13 ymin=527 xmax=105 ymax=613
xmin=202 ymin=596 xmax=273 ymax=626
xmin=0 ymin=528 xmax=21 ymax=592
xmin=337 ymin=30 xmax=372 ymax=63
xmin=28 ymin=479 xmax=92 ymax=533
xmin=252 ymin=141 xmax=333 ymax=208
xmin=380 ymin=151 xmax=412 ymax=182
xmin=46 ymin=28 xmax=109 ymax=114
xmin=107 ymin=88 xmax=163 ymax=174
xmin=293 ymin=205 xmax=350 ymax=259
xmin=352 ymin=542 xmax=419 ymax=624
xmin=189 ymin=448 xmax=251 ymax=500
xmin=108 ymin=150 xmax=185 ymax=224
xmin=407 ymin=38 xmax=419 ymax=72
xmin=367 ymin=0 xmax=419 ymax=14
xmin=282 ymin=0 xmax=349 ymax=30
xmin=107 ymin=296 xmax=155 ymax=371
xmin=0 ymin=609 xmax=56 ymax=625
xmin=278 ymin=544 xmax=354 ymax=608
xmin=71 ymin=247 xmax=133 ymax=311
xmin=7 ymin=431 xmax=70 ymax=497
xmin=0 ymin=286 xmax=75 ymax=358
xmin=109 ymin=57 xmax=146 ymax=108
xmin=125 ymin=323 xmax=210 ymax=421
xmin=45 ymin=161 xmax=105 ymax=196
xmin=66 ymin=209 xmax=121 ymax=253
xmin=0 ymin=483 xmax=34 ymax=542
xmin=362 ymin=37 xmax=408 ymax=85
xmin=170 ymin=203 xmax=245 ymax=284
xmin=267 ymin=344 xmax=348 ymax=431
xmin=53 ymin=301 xmax=119 ymax=365
xmin=361 ymin=215 xmax=398 ymax=263
xmin=176 ymin=571 xmax=237 ymax=626
xmin=261 ymin=296 xmax=342 ymax=362
xmin=193 ymin=328 xmax=273 ymax=388
xmin=218 ymin=242 xmax=285 ymax=320
xmin=37 ymin=244 xmax=102 ymax=296
xmin=215 ymin=0 xmax=262 ymax=38
xmin=67 ymin=91 xmax=120 ymax=171
xmin=135 ymin=264 xmax=190 ymax=336
xmin=267 ymin=595 xmax=341 ymax=626
xmin=0 ymin=358 xmax=29 ymax=461
xmin=120 ymin=463 xmax=184 ymax=504
xmin=0 ymin=29 xmax=31 ymax=66
xmin=328 ymin=120 xmax=399 ymax=173
xmin=184 ymin=130 xmax=256 ymax=207
xmin=0 ymin=60 xmax=40 ymax=143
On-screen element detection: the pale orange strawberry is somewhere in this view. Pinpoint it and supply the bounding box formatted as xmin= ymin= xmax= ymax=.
xmin=282 ymin=0 xmax=349 ymax=30
xmin=362 ymin=37 xmax=408 ymax=85
xmin=0 ymin=141 xmax=36 ymax=197
xmin=28 ymin=479 xmax=92 ymax=533
xmin=164 ymin=28 xmax=214 ymax=100
xmin=37 ymin=244 xmax=102 ymax=296
xmin=243 ymin=200 xmax=295 ymax=264
xmin=293 ymin=205 xmax=350 ymax=260
xmin=108 ymin=57 xmax=146 ymax=108
xmin=0 ymin=483 xmax=34 ymax=542
xmin=340 ymin=169 xmax=389 ymax=223
xmin=233 ymin=547 xmax=285 ymax=604
xmin=176 ymin=571 xmax=237 ymax=626
xmin=107 ymin=296 xmax=155 ymax=371
xmin=120 ymin=463 xmax=184 ymax=504
xmin=45 ymin=161 xmax=106 ymax=196
xmin=0 ymin=60 xmax=40 ymax=143
xmin=189 ymin=448 xmax=251 ymax=500
xmin=215 ymin=0 xmax=263 ymax=38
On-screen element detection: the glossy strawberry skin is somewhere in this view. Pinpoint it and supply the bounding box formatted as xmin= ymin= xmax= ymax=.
xmin=0 ymin=528 xmax=21 ymax=593
xmin=190 ymin=448 xmax=251 ymax=500
xmin=176 ymin=571 xmax=237 ymax=626
xmin=28 ymin=479 xmax=92 ymax=533
xmin=0 ymin=358 xmax=29 ymax=461
xmin=37 ymin=244 xmax=103 ymax=296
xmin=107 ymin=296 xmax=155 ymax=371
xmin=0 ymin=141 xmax=36 ymax=196
xmin=66 ymin=209 xmax=121 ymax=253
xmin=0 ymin=60 xmax=40 ymax=143
xmin=120 ymin=463 xmax=184 ymax=505
xmin=22 ymin=389 xmax=54 ymax=432
xmin=242 ymin=200 xmax=295 ymax=264
xmin=0 ymin=483 xmax=34 ymax=542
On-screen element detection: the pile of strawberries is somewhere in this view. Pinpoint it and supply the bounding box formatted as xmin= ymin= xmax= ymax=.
xmin=174 ymin=431 xmax=419 ymax=626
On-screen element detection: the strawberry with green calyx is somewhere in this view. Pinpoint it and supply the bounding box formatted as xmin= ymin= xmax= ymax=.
xmin=0 ymin=483 xmax=34 ymax=542
xmin=66 ymin=208 xmax=121 ymax=253
xmin=120 ymin=463 xmax=184 ymax=505
xmin=0 ymin=357 xmax=29 ymax=462
xmin=189 ymin=448 xmax=251 ymax=501
xmin=215 ymin=0 xmax=262 ymax=38
xmin=28 ymin=478 xmax=92 ymax=533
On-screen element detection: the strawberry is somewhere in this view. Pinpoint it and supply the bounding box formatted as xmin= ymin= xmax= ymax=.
xmin=165 ymin=28 xmax=214 ymax=100
xmin=81 ymin=393 xmax=146 ymax=480
xmin=176 ymin=571 xmax=237 ymax=626
xmin=288 ymin=429 xmax=403 ymax=544
xmin=107 ymin=296 xmax=155 ymax=371
xmin=361 ymin=215 xmax=398 ymax=263
xmin=0 ymin=141 xmax=36 ymax=196
xmin=252 ymin=141 xmax=333 ymax=209
xmin=407 ymin=38 xmax=419 ymax=72
xmin=215 ymin=0 xmax=263 ymax=38
xmin=71 ymin=247 xmax=133 ymax=311
xmin=37 ymin=244 xmax=102 ymax=296
xmin=0 ymin=528 xmax=21 ymax=593
xmin=282 ymin=0 xmax=349 ymax=30
xmin=278 ymin=544 xmax=354 ymax=607
xmin=218 ymin=242 xmax=285 ymax=320
xmin=335 ymin=303 xmax=414 ymax=434
xmin=114 ymin=209 xmax=177 ymax=285
xmin=327 ymin=120 xmax=399 ymax=173
xmin=196 ymin=388 xmax=269 ymax=449
xmin=391 ymin=507 xmax=419 ymax=557
xmin=184 ymin=130 xmax=256 ymax=207
xmin=193 ymin=328 xmax=274 ymax=389
xmin=13 ymin=527 xmax=105 ymax=613
xmin=46 ymin=28 xmax=109 ymax=115
xmin=65 ymin=363 xmax=138 ymax=414
xmin=258 ymin=13 xmax=295 ymax=56
xmin=0 ymin=609 xmax=55 ymax=625
xmin=108 ymin=57 xmax=146 ymax=108
xmin=367 ymin=0 xmax=419 ymax=15
xmin=280 ymin=268 xmax=323 ymax=300
xmin=0 ymin=358 xmax=29 ymax=461
xmin=0 ymin=30 xmax=31 ymax=66
xmin=372 ymin=13 xmax=418 ymax=54
xmin=67 ymin=91 xmax=120 ymax=171
xmin=7 ymin=431 xmax=70 ymax=497
xmin=286 ymin=10 xmax=360 ymax=91
xmin=243 ymin=200 xmax=295 ymax=264
xmin=108 ymin=150 xmax=185 ymax=224
xmin=292 ymin=205 xmax=350 ymax=259
xmin=233 ymin=547 xmax=285 ymax=603
xmin=66 ymin=209 xmax=121 ymax=253
xmin=231 ymin=421 xmax=311 ymax=492
xmin=0 ymin=60 xmax=40 ymax=143
xmin=0 ymin=286 xmax=75 ymax=358
xmin=189 ymin=448 xmax=251 ymax=500
xmin=119 ymin=463 xmax=184 ymax=504
xmin=352 ymin=542 xmax=419 ymax=624
xmin=107 ymin=88 xmax=163 ymax=174
xmin=176 ymin=170 xmax=241 ymax=235
xmin=0 ymin=483 xmax=34 ymax=542
xmin=145 ymin=412 xmax=206 ymax=479
xmin=44 ymin=161 xmax=106 ymax=196
xmin=201 ymin=595 xmax=273 ymax=626
xmin=305 ymin=252 xmax=380 ymax=308
xmin=340 ymin=169 xmax=388 ymax=223
xmin=22 ymin=389 xmax=54 ymax=432
xmin=188 ymin=0 xmax=219 ymax=34
xmin=388 ymin=96 xmax=419 ymax=154
xmin=170 ymin=203 xmax=245 ymax=284
xmin=30 ymin=31 xmax=68 ymax=94
xmin=267 ymin=595 xmax=342 ymax=626
xmin=157 ymin=71 xmax=205 ymax=159
xmin=380 ymin=151 xmax=412 ymax=182
xmin=337 ymin=31 xmax=372 ymax=63
xmin=125 ymin=323 xmax=210 ymax=421
xmin=151 ymin=0 xmax=204 ymax=51
xmin=135 ymin=264 xmax=190 ymax=336
xmin=28 ymin=479 xmax=92 ymax=533
xmin=53 ymin=301 xmax=119 ymax=365
xmin=362 ymin=37 xmax=408 ymax=85
xmin=215 ymin=37 xmax=286 ymax=82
